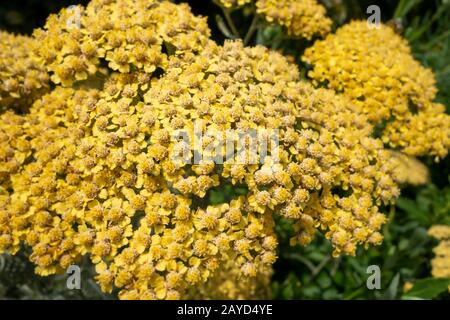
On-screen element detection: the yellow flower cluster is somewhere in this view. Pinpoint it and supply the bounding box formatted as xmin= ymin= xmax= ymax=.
xmin=383 ymin=102 xmax=450 ymax=159
xmin=0 ymin=32 xmax=49 ymax=110
xmin=1 ymin=43 xmax=281 ymax=298
xmin=1 ymin=36 xmax=401 ymax=300
xmin=3 ymin=0 xmax=438 ymax=300
xmin=33 ymin=0 xmax=210 ymax=86
xmin=0 ymin=87 xmax=100 ymax=265
xmin=429 ymin=225 xmax=450 ymax=240
xmin=147 ymin=40 xmax=400 ymax=256
xmin=303 ymin=21 xmax=450 ymax=159
xmin=287 ymin=85 xmax=399 ymax=255
xmin=389 ymin=151 xmax=429 ymax=186
xmin=428 ymin=225 xmax=450 ymax=292
xmin=0 ymin=111 xmax=27 ymax=196
xmin=256 ymin=0 xmax=332 ymax=40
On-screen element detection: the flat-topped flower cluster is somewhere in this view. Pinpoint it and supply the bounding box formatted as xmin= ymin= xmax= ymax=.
xmin=0 ymin=0 xmax=448 ymax=299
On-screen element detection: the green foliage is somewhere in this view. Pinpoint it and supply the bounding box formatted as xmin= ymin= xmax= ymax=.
xmin=272 ymin=214 xmax=435 ymax=299
xmin=403 ymin=278 xmax=450 ymax=299
xmin=404 ymin=0 xmax=450 ymax=110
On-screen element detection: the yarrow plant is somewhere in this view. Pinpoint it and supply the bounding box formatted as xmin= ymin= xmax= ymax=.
xmin=428 ymin=225 xmax=450 ymax=292
xmin=0 ymin=32 xmax=49 ymax=111
xmin=0 ymin=0 xmax=449 ymax=299
xmin=302 ymin=20 xmax=450 ymax=159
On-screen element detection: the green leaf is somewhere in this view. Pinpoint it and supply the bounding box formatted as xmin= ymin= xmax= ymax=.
xmin=380 ymin=273 xmax=400 ymax=300
xmin=215 ymin=14 xmax=236 ymax=39
xmin=403 ymin=278 xmax=450 ymax=299
xmin=396 ymin=197 xmax=428 ymax=225
xmin=394 ymin=0 xmax=424 ymax=19
xmin=317 ymin=273 xmax=332 ymax=289
xmin=323 ymin=288 xmax=340 ymax=300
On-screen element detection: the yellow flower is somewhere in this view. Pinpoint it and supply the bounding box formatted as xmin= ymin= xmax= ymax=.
xmin=2 ymin=0 xmax=445 ymax=300
xmin=0 ymin=32 xmax=49 ymax=110
xmin=303 ymin=20 xmax=450 ymax=159
xmin=256 ymin=0 xmax=332 ymax=40
xmin=32 ymin=0 xmax=210 ymax=87
xmin=428 ymin=225 xmax=450 ymax=291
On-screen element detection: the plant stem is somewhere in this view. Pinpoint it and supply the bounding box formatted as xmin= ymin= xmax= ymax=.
xmin=310 ymin=256 xmax=331 ymax=280
xmin=284 ymin=252 xmax=316 ymax=274
xmin=244 ymin=15 xmax=259 ymax=45
xmin=383 ymin=205 xmax=396 ymax=244
xmin=271 ymin=32 xmax=285 ymax=50
xmin=330 ymin=257 xmax=341 ymax=277
xmin=222 ymin=8 xmax=240 ymax=39
xmin=216 ymin=14 xmax=237 ymax=39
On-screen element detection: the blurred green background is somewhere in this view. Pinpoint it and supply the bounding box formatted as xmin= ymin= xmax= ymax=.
xmin=0 ymin=0 xmax=449 ymax=300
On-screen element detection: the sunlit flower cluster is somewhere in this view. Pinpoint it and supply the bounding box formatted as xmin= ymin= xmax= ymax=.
xmin=1 ymin=0 xmax=446 ymax=300
xmin=1 ymin=33 xmax=401 ymax=299
xmin=256 ymin=0 xmax=332 ymax=40
xmin=303 ymin=20 xmax=450 ymax=159
xmin=0 ymin=32 xmax=49 ymax=110
xmin=388 ymin=151 xmax=429 ymax=186
xmin=0 ymin=87 xmax=100 ymax=262
xmin=428 ymin=225 xmax=450 ymax=291
xmin=0 ymin=111 xmax=28 ymax=196
xmin=33 ymin=0 xmax=210 ymax=86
